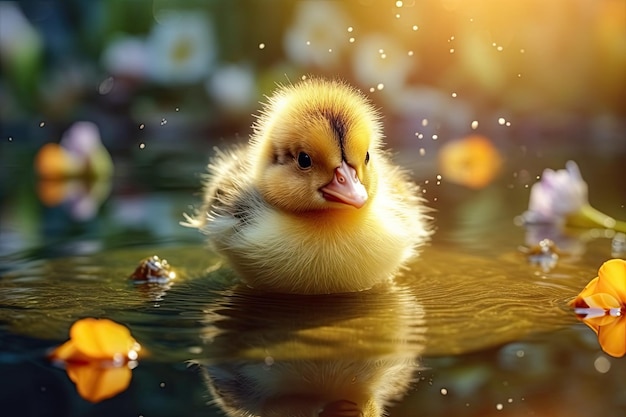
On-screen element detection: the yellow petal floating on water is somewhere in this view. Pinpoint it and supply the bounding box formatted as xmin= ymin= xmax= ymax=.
xmin=583 ymin=292 xmax=621 ymax=311
xmin=68 ymin=318 xmax=140 ymax=361
xmin=66 ymin=362 xmax=132 ymax=403
xmin=595 ymin=259 xmax=626 ymax=303
xmin=570 ymin=259 xmax=626 ymax=357
xmin=48 ymin=318 xmax=141 ymax=402
xmin=570 ymin=276 xmax=599 ymax=308
xmin=597 ymin=316 xmax=626 ymax=358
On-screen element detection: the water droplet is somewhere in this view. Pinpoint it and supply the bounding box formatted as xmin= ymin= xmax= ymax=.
xmin=471 ymin=120 xmax=479 ymax=129
xmin=258 ymin=43 xmax=265 ymax=49
xmin=506 ymin=121 xmax=511 ymax=127
xmin=160 ymin=382 xmax=166 ymax=388
xmin=496 ymin=403 xmax=503 ymax=411
xmin=451 ymin=92 xmax=457 ymax=98
xmin=328 ymin=48 xmax=333 ymax=53
xmin=436 ymin=174 xmax=442 ymax=180
xmin=378 ymin=49 xmax=384 ymax=54
xmin=449 ymin=48 xmax=455 ymax=53
xmin=39 ymin=121 xmax=45 ymax=128
xmin=160 ymin=118 xmax=167 ymax=126
xmin=380 ymin=53 xmax=387 ymax=59
xmin=347 ymin=26 xmax=353 ymax=33
xmin=412 ymin=25 xmax=418 ymax=31
xmin=98 ymin=76 xmax=114 ymax=95
xmin=369 ymin=87 xmax=375 ymax=93
xmin=8 ymin=137 xmax=12 ymax=142
xmin=139 ymin=123 xmax=145 ymax=130
xmin=175 ymin=107 xmax=180 ymax=112
xmin=306 ymin=40 xmax=311 ymax=46
xmin=498 ymin=117 xmax=506 ymax=125
xmin=349 ymin=37 xmax=355 ymax=43
xmin=407 ymin=50 xmax=414 ymax=56
xmin=440 ymin=388 xmax=448 ymax=395
xmin=496 ymin=45 xmax=503 ymax=52
xmin=395 ymin=0 xmax=403 ymax=7
xmin=395 ymin=13 xmax=401 ymax=19
xmin=421 ymin=119 xmax=428 ymax=127
xmin=419 ymin=148 xmax=426 ymax=156
xmin=376 ymin=83 xmax=384 ymax=91
xmin=432 ymin=134 xmax=438 ymax=140
xmin=139 ymin=143 xmax=146 ymax=149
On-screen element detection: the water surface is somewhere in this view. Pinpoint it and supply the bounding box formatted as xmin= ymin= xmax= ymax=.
xmin=1 ymin=156 xmax=625 ymax=417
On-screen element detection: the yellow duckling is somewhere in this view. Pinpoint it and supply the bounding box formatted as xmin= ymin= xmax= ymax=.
xmin=185 ymin=78 xmax=431 ymax=294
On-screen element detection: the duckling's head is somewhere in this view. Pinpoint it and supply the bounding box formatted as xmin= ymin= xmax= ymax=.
xmin=252 ymin=78 xmax=383 ymax=213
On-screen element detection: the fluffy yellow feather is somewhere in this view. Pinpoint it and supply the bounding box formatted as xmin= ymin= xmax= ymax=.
xmin=185 ymin=78 xmax=431 ymax=294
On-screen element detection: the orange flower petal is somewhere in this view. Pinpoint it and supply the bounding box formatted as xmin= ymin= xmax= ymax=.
xmin=34 ymin=143 xmax=81 ymax=178
xmin=583 ymin=292 xmax=621 ymax=310
xmin=581 ymin=319 xmax=600 ymax=335
xmin=438 ymin=135 xmax=503 ymax=189
xmin=583 ymin=313 xmax=620 ymax=331
xmin=49 ymin=340 xmax=85 ymax=362
xmin=66 ymin=363 xmax=132 ymax=403
xmin=569 ymin=276 xmax=599 ymax=308
xmin=596 ymin=259 xmax=626 ymax=303
xmin=69 ymin=318 xmax=140 ymax=361
xmin=597 ymin=316 xmax=626 ymax=358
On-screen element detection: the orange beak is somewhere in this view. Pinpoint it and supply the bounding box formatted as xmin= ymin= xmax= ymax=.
xmin=321 ymin=160 xmax=368 ymax=209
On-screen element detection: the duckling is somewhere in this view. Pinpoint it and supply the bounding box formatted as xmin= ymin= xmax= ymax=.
xmin=185 ymin=78 xmax=431 ymax=294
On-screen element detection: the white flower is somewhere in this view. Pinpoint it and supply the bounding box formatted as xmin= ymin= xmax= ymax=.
xmin=206 ymin=64 xmax=257 ymax=113
xmin=146 ymin=11 xmax=216 ymax=85
xmin=351 ymin=33 xmax=414 ymax=95
xmin=283 ymin=1 xmax=350 ymax=69
xmin=523 ymin=161 xmax=588 ymax=224
xmin=101 ymin=35 xmax=148 ymax=78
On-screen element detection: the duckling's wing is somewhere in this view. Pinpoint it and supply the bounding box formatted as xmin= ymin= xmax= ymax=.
xmin=184 ymin=145 xmax=266 ymax=235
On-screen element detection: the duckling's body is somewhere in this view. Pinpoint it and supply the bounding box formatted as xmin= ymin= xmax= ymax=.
xmin=187 ymin=78 xmax=430 ymax=294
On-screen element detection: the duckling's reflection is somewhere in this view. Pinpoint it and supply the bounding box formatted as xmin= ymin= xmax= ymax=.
xmin=196 ymin=282 xmax=425 ymax=417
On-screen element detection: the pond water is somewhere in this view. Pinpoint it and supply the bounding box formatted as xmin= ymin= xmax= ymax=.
xmin=1 ymin=151 xmax=625 ymax=417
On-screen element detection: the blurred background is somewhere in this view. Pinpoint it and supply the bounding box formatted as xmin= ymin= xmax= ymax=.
xmin=1 ymin=0 xmax=625 ymax=256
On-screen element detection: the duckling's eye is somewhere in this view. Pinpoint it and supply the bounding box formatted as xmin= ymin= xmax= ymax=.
xmin=297 ymin=152 xmax=312 ymax=169
xmin=365 ymin=151 xmax=370 ymax=165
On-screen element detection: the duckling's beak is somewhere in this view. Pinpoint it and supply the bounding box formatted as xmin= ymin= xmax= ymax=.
xmin=320 ymin=160 xmax=368 ymax=209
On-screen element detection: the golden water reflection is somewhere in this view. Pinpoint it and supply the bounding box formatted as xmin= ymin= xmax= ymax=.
xmin=197 ymin=283 xmax=425 ymax=417
xmin=0 ymin=242 xmax=603 ymax=413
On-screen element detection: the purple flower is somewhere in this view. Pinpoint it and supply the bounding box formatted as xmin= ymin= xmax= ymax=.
xmin=523 ymin=161 xmax=587 ymax=224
